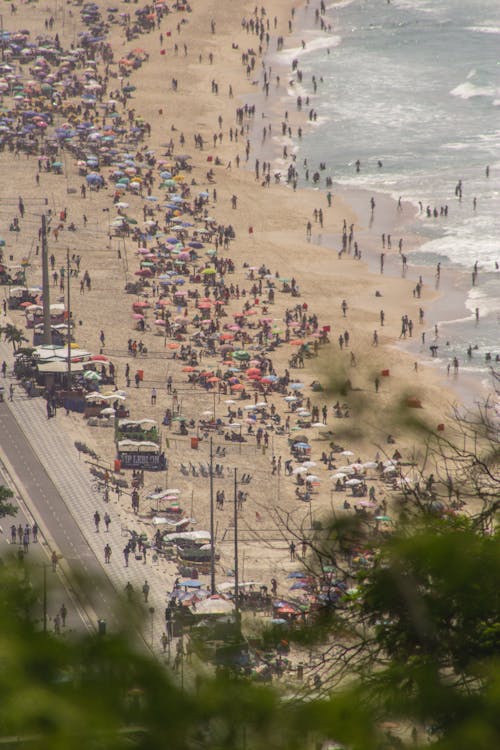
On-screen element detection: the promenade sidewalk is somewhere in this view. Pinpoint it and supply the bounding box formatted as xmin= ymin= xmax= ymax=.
xmin=0 ymin=339 xmax=175 ymax=654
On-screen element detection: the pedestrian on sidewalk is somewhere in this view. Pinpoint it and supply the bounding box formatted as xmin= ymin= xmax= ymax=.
xmin=60 ymin=603 xmax=67 ymax=627
xmin=104 ymin=543 xmax=112 ymax=564
xmin=125 ymin=581 xmax=133 ymax=601
xmin=10 ymin=524 xmax=16 ymax=543
xmin=32 ymin=522 xmax=38 ymax=542
xmin=94 ymin=510 xmax=101 ymax=532
xmin=1 ymin=361 xmax=6 ymax=377
xmin=8 ymin=383 xmax=14 ymax=401
xmin=142 ymin=580 xmax=150 ymax=602
xmin=123 ymin=545 xmax=130 ymax=567
xmin=161 ymin=632 xmax=168 ymax=653
xmin=104 ymin=512 xmax=111 ymax=531
xmin=51 ymin=550 xmax=58 ymax=572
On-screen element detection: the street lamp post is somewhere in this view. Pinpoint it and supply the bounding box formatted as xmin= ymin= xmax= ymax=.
xmin=43 ymin=563 xmax=47 ymax=633
xmin=149 ymin=606 xmax=155 ymax=648
xmin=209 ymin=437 xmax=216 ymax=594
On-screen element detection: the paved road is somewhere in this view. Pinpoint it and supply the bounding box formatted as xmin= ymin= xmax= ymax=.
xmin=0 ymin=339 xmax=175 ymax=654
xmin=0 ymin=462 xmax=88 ymax=634
xmin=0 ymin=400 xmax=119 ymax=632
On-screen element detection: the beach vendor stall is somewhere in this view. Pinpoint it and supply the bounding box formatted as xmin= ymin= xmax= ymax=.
xmin=117 ymin=439 xmax=167 ymax=471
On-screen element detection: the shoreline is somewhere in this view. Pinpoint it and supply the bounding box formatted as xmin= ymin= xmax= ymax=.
xmin=246 ymin=0 xmax=497 ymax=406
xmin=0 ymin=0 xmax=495 ymax=599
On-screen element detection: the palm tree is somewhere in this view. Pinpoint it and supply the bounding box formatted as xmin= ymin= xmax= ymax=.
xmin=0 ymin=323 xmax=27 ymax=352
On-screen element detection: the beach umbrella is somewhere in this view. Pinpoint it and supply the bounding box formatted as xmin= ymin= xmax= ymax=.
xmin=83 ymin=370 xmax=101 ymax=382
xmin=290 ymin=581 xmax=309 ymax=590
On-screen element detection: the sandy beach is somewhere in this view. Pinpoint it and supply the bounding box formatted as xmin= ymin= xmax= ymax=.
xmin=0 ymin=0 xmax=486 ymax=598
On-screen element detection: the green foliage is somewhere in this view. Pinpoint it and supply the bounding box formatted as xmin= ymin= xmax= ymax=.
xmin=359 ymin=519 xmax=500 ymax=671
xmin=74 ymin=441 xmax=98 ymax=460
xmin=0 ymin=518 xmax=497 ymax=749
xmin=0 ymin=323 xmax=28 ymax=352
xmin=0 ymin=485 xmax=18 ymax=518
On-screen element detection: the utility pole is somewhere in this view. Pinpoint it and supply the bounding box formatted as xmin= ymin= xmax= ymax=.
xmin=41 ymin=214 xmax=52 ymax=345
xmin=66 ymin=250 xmax=71 ymax=387
xmin=42 ymin=563 xmax=47 ymax=633
xmin=209 ymin=437 xmax=216 ymax=594
xmin=233 ymin=467 xmax=239 ymax=618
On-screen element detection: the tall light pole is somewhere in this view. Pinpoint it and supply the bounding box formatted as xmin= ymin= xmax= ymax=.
xmin=233 ymin=468 xmax=239 ymax=619
xmin=66 ymin=250 xmax=71 ymax=388
xmin=149 ymin=606 xmax=155 ymax=648
xmin=41 ymin=214 xmax=52 ymax=345
xmin=209 ymin=437 xmax=215 ymax=594
xmin=43 ymin=563 xmax=47 ymax=633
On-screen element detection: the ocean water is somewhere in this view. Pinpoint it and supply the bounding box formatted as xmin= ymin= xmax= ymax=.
xmin=270 ymin=0 xmax=500 ymax=371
